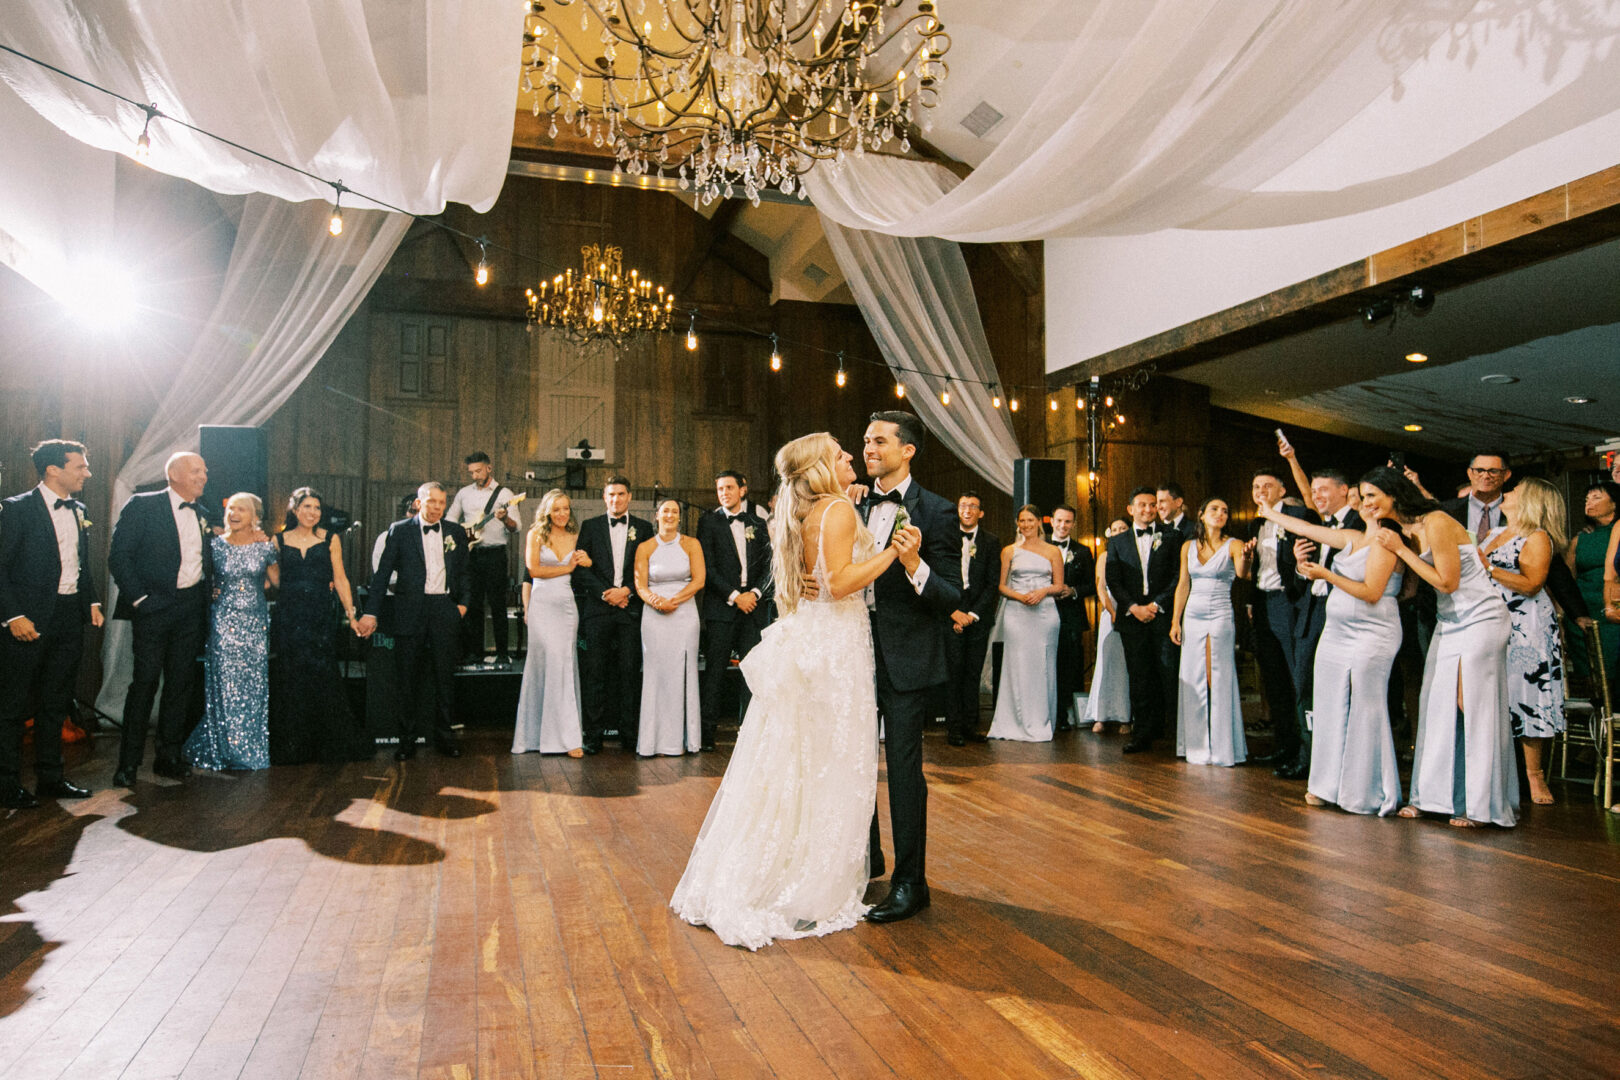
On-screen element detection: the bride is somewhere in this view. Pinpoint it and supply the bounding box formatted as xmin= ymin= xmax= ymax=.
xmin=670 ymin=432 xmax=916 ymax=949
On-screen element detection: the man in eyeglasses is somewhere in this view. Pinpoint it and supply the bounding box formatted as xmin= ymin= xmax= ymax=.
xmin=1443 ymin=451 xmax=1512 ymax=540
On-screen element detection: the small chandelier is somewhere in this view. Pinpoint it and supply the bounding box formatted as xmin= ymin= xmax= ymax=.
xmin=527 ymin=244 xmax=674 ymax=348
xmin=522 ymin=0 xmax=951 ymax=205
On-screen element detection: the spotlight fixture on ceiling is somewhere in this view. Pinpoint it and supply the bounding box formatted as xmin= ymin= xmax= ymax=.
xmin=1405 ymin=352 xmax=1427 ymax=363
xmin=1404 ymin=423 xmax=1423 ymax=432
xmin=1480 ymin=374 xmax=1519 ymax=385
xmin=1360 ymin=281 xmax=1436 ymax=327
xmin=1565 ymin=396 xmax=1596 ymax=405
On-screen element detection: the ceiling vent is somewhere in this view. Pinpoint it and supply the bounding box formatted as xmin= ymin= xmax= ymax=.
xmin=959 ymin=101 xmax=1005 ymax=139
xmin=802 ymin=263 xmax=830 ymax=285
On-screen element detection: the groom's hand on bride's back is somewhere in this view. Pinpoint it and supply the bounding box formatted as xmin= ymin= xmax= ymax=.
xmin=799 ymin=572 xmax=820 ymax=600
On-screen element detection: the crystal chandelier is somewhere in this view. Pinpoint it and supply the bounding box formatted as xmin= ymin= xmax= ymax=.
xmin=526 ymin=244 xmax=674 ymax=348
xmin=522 ymin=0 xmax=951 ymax=205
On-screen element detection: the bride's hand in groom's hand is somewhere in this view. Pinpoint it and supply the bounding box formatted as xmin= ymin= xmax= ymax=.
xmin=891 ymin=524 xmax=922 ymax=573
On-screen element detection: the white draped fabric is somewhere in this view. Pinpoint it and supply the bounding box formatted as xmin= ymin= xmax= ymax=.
xmin=94 ymin=196 xmax=409 ymax=718
xmin=805 ymin=0 xmax=1620 ymax=243
xmin=818 ymin=159 xmax=1021 ymax=491
xmin=0 ymin=0 xmax=522 ymax=214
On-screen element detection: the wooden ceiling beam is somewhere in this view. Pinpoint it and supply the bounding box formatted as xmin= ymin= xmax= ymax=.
xmin=1046 ymin=162 xmax=1620 ymax=388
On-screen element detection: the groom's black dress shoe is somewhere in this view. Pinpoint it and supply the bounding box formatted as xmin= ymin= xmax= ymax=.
xmin=1249 ymin=750 xmax=1287 ymax=766
xmin=111 ymin=768 xmax=137 ymax=788
xmin=153 ymin=759 xmax=190 ymax=781
xmin=1 ymin=786 xmax=40 ymax=810
xmin=947 ymin=734 xmax=966 ymax=747
xmin=37 ymin=780 xmax=91 ymax=799
xmin=1122 ymin=738 xmax=1154 ymax=754
xmin=867 ymin=882 xmax=930 ymax=924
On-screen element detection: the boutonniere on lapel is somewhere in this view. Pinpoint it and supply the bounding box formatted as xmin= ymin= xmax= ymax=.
xmin=968 ymin=541 xmax=978 ymax=558
xmin=443 ymin=534 xmax=458 ymax=554
xmin=1061 ymin=546 xmax=1073 ymax=563
xmin=744 ymin=525 xmax=757 ymax=541
xmin=889 ymin=506 xmax=911 ymax=544
xmin=75 ymin=507 xmax=93 ymax=531
xmin=1150 ymin=534 xmax=1162 ymax=551
xmin=626 ymin=525 xmax=638 ymax=542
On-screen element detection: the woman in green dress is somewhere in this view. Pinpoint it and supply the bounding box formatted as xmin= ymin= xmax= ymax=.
xmin=1565 ymin=481 xmax=1620 ymax=681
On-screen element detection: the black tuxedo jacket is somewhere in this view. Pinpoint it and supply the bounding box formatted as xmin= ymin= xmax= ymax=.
xmin=572 ymin=513 xmax=654 ymax=622
xmin=1162 ymin=515 xmax=1198 ymax=546
xmin=108 ymin=490 xmax=215 ymax=620
xmin=0 ymin=489 xmax=99 ymax=627
xmin=364 ymin=517 xmax=471 ymax=633
xmin=1052 ymin=536 xmax=1096 ymax=631
xmin=855 ymin=480 xmax=962 ymax=693
xmin=1285 ymin=507 xmax=1366 ymax=631
xmin=1105 ymin=525 xmax=1179 ymax=619
xmin=951 ymin=526 xmax=1001 ymax=625
xmin=696 ymin=507 xmax=773 ymax=625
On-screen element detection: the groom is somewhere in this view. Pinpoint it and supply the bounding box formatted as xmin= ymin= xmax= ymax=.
xmin=856 ymin=411 xmax=961 ymax=923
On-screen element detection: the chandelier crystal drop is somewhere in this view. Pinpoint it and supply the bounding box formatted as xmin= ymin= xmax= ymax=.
xmin=522 ymin=0 xmax=950 ymax=205
xmin=526 ymin=244 xmax=674 ymax=349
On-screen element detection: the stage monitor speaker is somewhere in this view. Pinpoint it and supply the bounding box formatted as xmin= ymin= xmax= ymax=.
xmin=199 ymin=425 xmax=268 ymax=525
xmin=1012 ymin=458 xmax=1067 ymax=517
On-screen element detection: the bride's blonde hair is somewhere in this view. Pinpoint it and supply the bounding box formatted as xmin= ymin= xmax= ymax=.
xmin=768 ymin=432 xmax=870 ymax=616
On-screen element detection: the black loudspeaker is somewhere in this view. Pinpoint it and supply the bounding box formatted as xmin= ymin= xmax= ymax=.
xmin=199 ymin=425 xmax=268 ymax=525
xmin=1012 ymin=458 xmax=1067 ymax=518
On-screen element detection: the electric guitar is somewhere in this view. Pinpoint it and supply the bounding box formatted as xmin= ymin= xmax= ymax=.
xmin=465 ymin=492 xmax=526 ymax=544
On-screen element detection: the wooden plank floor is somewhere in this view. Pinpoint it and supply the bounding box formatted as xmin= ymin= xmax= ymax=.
xmin=2 ymin=726 xmax=1618 ymax=1080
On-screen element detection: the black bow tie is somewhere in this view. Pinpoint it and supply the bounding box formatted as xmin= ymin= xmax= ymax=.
xmin=609 ymin=516 xmax=627 ymax=527
xmin=724 ymin=512 xmax=742 ymax=523
xmin=422 ymin=522 xmax=440 ymax=533
xmin=961 ymin=529 xmax=976 ymax=539
xmin=870 ymin=488 xmax=904 ymax=505
xmin=54 ymin=498 xmax=73 ymax=510
xmin=1135 ymin=527 xmax=1154 ymax=537
xmin=179 ymin=501 xmax=200 ymax=514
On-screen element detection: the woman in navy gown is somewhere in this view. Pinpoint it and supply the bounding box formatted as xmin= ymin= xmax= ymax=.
xmin=269 ymin=487 xmax=368 ymax=764
xmin=186 ymin=493 xmax=278 ymax=771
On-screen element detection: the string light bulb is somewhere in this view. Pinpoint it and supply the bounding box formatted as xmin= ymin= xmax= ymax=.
xmin=328 ymin=182 xmax=345 ymax=237
xmin=940 ymin=381 xmax=951 ymax=406
xmin=835 ymin=352 xmax=847 ymax=388
xmin=475 ymin=239 xmax=490 ymax=286
xmin=1049 ymin=397 xmax=1059 ymax=411
xmin=1115 ymin=413 xmax=1127 ymax=425
xmin=894 ymin=381 xmax=905 ymax=399
xmin=991 ymin=387 xmax=1002 ymax=409
xmin=1009 ymin=397 xmax=1020 ymax=412
xmin=1076 ymin=397 xmax=1085 ymax=410
xmin=769 ymin=334 xmax=781 ymax=371
xmin=685 ymin=311 xmax=698 ymax=351
xmin=134 ymin=104 xmax=157 ymax=161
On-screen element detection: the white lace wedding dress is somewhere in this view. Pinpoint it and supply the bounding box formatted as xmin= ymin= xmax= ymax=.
xmin=670 ymin=507 xmax=878 ymax=949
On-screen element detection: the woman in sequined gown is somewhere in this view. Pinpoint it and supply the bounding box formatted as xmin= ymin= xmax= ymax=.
xmin=672 ymin=433 xmax=906 ymax=950
xmin=269 ymin=488 xmax=368 ymax=764
xmin=186 ymin=493 xmax=278 ymax=771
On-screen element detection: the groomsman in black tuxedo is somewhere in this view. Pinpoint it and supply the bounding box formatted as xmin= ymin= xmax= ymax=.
xmin=0 ymin=440 xmax=101 ymax=807
xmin=108 ymin=451 xmax=214 ymax=785
xmin=1106 ymin=486 xmax=1182 ymax=753
xmin=1049 ymin=504 xmax=1095 ymax=730
xmin=1156 ymin=482 xmax=1197 ymax=544
xmin=944 ymin=491 xmax=999 ymax=746
xmin=573 ymin=475 xmax=653 ymax=754
xmin=1244 ymin=466 xmax=1303 ymax=772
xmin=856 ymin=412 xmax=961 ymax=923
xmin=1280 ymin=466 xmax=1363 ymax=779
xmin=356 ymin=481 xmax=471 ymax=760
xmin=697 ymin=470 xmax=773 ymax=751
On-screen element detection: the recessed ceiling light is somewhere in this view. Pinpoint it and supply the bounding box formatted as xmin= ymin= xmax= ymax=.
xmin=1565 ymin=396 xmax=1596 ymax=405
xmin=1262 ymin=388 xmax=1280 ymax=396
xmin=1479 ymin=374 xmax=1519 ymax=385
xmin=1404 ymin=423 xmax=1423 ymax=432
xmin=1405 ymin=352 xmax=1427 ymax=363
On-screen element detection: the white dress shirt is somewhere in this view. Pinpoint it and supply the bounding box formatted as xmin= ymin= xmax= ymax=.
xmin=419 ymin=518 xmax=448 ymax=594
xmin=608 ymin=516 xmax=629 ymax=588
xmin=447 ymin=480 xmax=516 ymax=548
xmin=1256 ymin=516 xmax=1283 ymax=592
xmin=168 ymin=487 xmax=205 ymax=589
xmin=39 ymin=483 xmax=81 ymax=594
xmin=863 ymin=474 xmax=930 ymax=610
xmin=720 ymin=509 xmax=757 ymax=603
xmin=1133 ymin=526 xmax=1155 ymax=595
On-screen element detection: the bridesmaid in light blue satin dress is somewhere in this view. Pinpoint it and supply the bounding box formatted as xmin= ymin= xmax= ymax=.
xmin=1367 ymin=468 xmax=1517 ymax=828
xmin=513 ymin=491 xmax=588 ymax=757
xmin=1084 ymin=519 xmax=1133 ymax=732
xmin=635 ymin=499 xmax=706 ymax=757
xmin=1170 ymin=499 xmax=1250 ymax=767
xmin=186 ymin=493 xmax=278 ymax=771
xmin=988 ymin=506 xmax=1065 ymax=742
xmin=1260 ymin=493 xmax=1403 ymax=815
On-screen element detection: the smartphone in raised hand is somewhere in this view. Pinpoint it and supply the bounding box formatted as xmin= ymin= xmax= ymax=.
xmin=1275 ymin=428 xmax=1292 ymax=455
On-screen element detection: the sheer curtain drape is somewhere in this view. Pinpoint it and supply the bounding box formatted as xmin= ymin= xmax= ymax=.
xmin=805 ymin=0 xmax=1620 ymax=241
xmin=95 ymin=196 xmax=409 ymax=718
xmin=816 ymin=159 xmax=1022 ymax=493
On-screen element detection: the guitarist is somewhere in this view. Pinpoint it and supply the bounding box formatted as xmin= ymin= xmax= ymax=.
xmin=447 ymin=452 xmax=519 ymax=669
